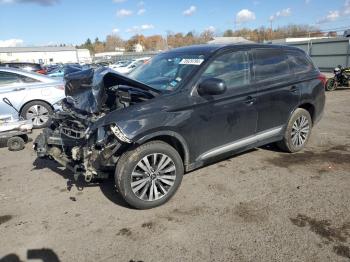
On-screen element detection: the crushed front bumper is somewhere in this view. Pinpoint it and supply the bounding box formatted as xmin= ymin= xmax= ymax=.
xmin=34 ymin=128 xmax=118 ymax=181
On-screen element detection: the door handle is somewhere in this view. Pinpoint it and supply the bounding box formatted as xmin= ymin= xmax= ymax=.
xmin=290 ymin=86 xmax=297 ymax=93
xmin=12 ymin=87 xmax=25 ymax=91
xmin=244 ymin=96 xmax=256 ymax=105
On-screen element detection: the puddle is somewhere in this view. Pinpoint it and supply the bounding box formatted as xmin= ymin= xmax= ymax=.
xmin=266 ymin=145 xmax=350 ymax=170
xmin=0 ymin=215 xmax=13 ymax=225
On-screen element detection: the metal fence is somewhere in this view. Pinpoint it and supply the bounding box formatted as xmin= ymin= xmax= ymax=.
xmin=111 ymin=51 xmax=160 ymax=63
xmin=284 ymin=38 xmax=350 ymax=71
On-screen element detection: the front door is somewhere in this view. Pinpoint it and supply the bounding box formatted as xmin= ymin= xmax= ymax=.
xmin=184 ymin=50 xmax=258 ymax=162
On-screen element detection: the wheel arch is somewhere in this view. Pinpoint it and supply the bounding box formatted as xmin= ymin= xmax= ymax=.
xmin=298 ymin=103 xmax=316 ymax=124
xmin=135 ymin=131 xmax=190 ymax=167
xmin=19 ymin=99 xmax=54 ymax=115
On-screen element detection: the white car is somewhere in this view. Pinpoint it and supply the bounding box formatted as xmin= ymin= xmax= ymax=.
xmin=113 ymin=57 xmax=150 ymax=74
xmin=0 ymin=67 xmax=65 ymax=128
xmin=108 ymin=60 xmax=133 ymax=70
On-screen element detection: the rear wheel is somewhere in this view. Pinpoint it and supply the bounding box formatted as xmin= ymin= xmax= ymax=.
xmin=277 ymin=108 xmax=312 ymax=153
xmin=325 ymin=78 xmax=337 ymax=91
xmin=20 ymin=101 xmax=53 ymax=128
xmin=115 ymin=141 xmax=184 ymax=209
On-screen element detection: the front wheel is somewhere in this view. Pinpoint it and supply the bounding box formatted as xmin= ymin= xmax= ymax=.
xmin=277 ymin=108 xmax=312 ymax=153
xmin=115 ymin=141 xmax=184 ymax=209
xmin=325 ymin=78 xmax=337 ymax=91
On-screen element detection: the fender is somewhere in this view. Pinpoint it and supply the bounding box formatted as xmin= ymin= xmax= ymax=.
xmin=135 ymin=130 xmax=190 ymax=166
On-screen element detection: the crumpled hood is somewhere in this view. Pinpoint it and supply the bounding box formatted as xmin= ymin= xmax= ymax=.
xmin=64 ymin=67 xmax=160 ymax=114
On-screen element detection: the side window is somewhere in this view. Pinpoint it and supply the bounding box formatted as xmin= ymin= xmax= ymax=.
xmin=253 ymin=49 xmax=290 ymax=82
xmin=287 ymin=51 xmax=315 ymax=74
xmin=21 ymin=76 xmax=39 ymax=83
xmin=0 ymin=72 xmax=21 ymax=86
xmin=201 ymin=51 xmax=250 ymax=89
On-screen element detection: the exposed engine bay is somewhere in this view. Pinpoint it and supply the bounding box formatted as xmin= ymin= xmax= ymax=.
xmin=34 ymin=67 xmax=159 ymax=182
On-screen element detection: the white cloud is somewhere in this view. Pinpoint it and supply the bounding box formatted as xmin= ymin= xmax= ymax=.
xmin=317 ymin=10 xmax=340 ymax=24
xmin=235 ymin=9 xmax=256 ymax=24
xmin=137 ymin=8 xmax=146 ymax=15
xmin=113 ymin=0 xmax=126 ymax=3
xmin=183 ymin=5 xmax=197 ymax=16
xmin=206 ymin=26 xmax=216 ymax=32
xmin=0 ymin=38 xmax=24 ymax=47
xmin=269 ymin=8 xmax=291 ymax=21
xmin=112 ymin=28 xmax=120 ymax=33
xmin=344 ymin=0 xmax=350 ymax=14
xmin=126 ymin=24 xmax=154 ymax=33
xmin=317 ymin=0 xmax=350 ymax=24
xmin=116 ymin=8 xmax=133 ymax=17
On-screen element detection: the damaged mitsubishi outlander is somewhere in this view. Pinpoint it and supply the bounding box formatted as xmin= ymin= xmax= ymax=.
xmin=34 ymin=44 xmax=325 ymax=209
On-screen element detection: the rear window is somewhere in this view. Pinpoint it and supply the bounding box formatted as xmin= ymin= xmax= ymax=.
xmin=252 ymin=48 xmax=290 ymax=82
xmin=287 ymin=51 xmax=315 ymax=74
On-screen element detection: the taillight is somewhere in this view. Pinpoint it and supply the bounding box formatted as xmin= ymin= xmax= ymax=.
xmin=318 ymin=73 xmax=327 ymax=87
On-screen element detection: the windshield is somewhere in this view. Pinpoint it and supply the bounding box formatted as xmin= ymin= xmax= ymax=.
xmin=129 ymin=52 xmax=206 ymax=91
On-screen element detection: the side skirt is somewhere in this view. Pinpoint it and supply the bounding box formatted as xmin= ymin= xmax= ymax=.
xmin=185 ymin=126 xmax=284 ymax=172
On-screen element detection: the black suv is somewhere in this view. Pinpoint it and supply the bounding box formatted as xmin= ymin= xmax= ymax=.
xmin=35 ymin=44 xmax=325 ymax=209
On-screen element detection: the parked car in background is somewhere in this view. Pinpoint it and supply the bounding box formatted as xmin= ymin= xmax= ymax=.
xmin=113 ymin=57 xmax=150 ymax=74
xmin=47 ymin=64 xmax=85 ymax=79
xmin=47 ymin=66 xmax=65 ymax=78
xmin=0 ymin=62 xmax=47 ymax=74
xmin=34 ymin=44 xmax=325 ymax=209
xmin=109 ymin=60 xmax=132 ymax=70
xmin=0 ymin=67 xmax=65 ymax=128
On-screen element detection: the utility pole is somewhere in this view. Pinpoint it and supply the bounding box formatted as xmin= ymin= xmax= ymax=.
xmin=270 ymin=20 xmax=273 ymax=41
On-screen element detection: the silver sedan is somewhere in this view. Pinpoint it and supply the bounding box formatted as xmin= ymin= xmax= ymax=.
xmin=0 ymin=67 xmax=65 ymax=128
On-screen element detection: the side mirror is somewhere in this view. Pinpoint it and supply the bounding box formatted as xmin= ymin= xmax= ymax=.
xmin=197 ymin=78 xmax=227 ymax=96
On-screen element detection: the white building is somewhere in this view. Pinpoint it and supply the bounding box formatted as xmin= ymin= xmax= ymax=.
xmin=0 ymin=46 xmax=92 ymax=64
xmin=133 ymin=43 xmax=144 ymax=52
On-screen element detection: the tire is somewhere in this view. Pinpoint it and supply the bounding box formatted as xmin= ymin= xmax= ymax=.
xmin=20 ymin=101 xmax=53 ymax=128
xmin=7 ymin=136 xmax=25 ymax=151
xmin=277 ymin=108 xmax=312 ymax=153
xmin=325 ymin=78 xmax=337 ymax=91
xmin=115 ymin=141 xmax=184 ymax=209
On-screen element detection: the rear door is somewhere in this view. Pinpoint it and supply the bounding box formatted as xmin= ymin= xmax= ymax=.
xmin=252 ymin=48 xmax=300 ymax=133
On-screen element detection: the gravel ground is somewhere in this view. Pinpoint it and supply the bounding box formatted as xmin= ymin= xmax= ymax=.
xmin=0 ymin=88 xmax=349 ymax=262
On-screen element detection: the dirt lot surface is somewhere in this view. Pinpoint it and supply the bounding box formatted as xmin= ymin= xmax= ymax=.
xmin=1 ymin=89 xmax=350 ymax=262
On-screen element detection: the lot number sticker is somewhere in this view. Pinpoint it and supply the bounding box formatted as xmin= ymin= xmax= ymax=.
xmin=179 ymin=58 xmax=204 ymax=65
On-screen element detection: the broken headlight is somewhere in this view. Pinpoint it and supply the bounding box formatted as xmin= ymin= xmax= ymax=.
xmin=110 ymin=124 xmax=132 ymax=143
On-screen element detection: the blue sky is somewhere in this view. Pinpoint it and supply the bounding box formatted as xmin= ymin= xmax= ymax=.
xmin=0 ymin=0 xmax=349 ymax=46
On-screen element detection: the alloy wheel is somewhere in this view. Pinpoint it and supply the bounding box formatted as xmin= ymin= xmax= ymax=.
xmin=26 ymin=105 xmax=49 ymax=127
xmin=291 ymin=115 xmax=310 ymax=147
xmin=131 ymin=153 xmax=177 ymax=201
